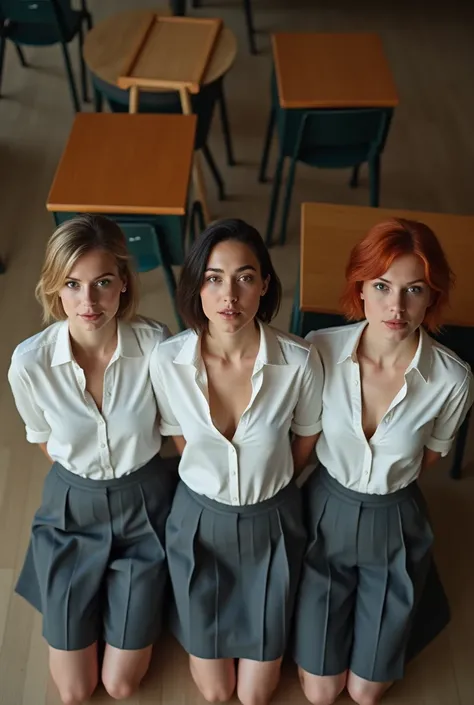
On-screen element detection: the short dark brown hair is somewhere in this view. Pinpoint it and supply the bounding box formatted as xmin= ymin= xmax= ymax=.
xmin=340 ymin=218 xmax=454 ymax=332
xmin=178 ymin=219 xmax=282 ymax=333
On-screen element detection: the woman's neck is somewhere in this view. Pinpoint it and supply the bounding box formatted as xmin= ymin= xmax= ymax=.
xmin=68 ymin=318 xmax=118 ymax=360
xmin=358 ymin=324 xmax=419 ymax=369
xmin=203 ymin=320 xmax=260 ymax=362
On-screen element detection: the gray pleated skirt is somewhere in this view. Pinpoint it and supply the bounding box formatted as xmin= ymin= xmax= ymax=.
xmin=293 ymin=465 xmax=450 ymax=683
xmin=16 ymin=455 xmax=177 ymax=651
xmin=166 ymin=479 xmax=307 ymax=661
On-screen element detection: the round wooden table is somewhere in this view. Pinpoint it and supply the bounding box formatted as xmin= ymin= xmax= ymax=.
xmin=83 ymin=9 xmax=237 ymax=93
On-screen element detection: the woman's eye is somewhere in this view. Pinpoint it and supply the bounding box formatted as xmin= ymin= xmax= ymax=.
xmin=96 ymin=279 xmax=111 ymax=288
xmin=407 ymin=286 xmax=422 ymax=294
xmin=239 ymin=275 xmax=253 ymax=283
xmin=374 ymin=282 xmax=387 ymax=291
xmin=65 ymin=281 xmax=79 ymax=289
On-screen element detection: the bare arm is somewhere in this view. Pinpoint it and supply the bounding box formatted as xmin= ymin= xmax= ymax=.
xmin=172 ymin=436 xmax=187 ymax=456
xmin=421 ymin=447 xmax=442 ymax=473
xmin=39 ymin=443 xmax=53 ymax=463
xmin=292 ymin=433 xmax=320 ymax=476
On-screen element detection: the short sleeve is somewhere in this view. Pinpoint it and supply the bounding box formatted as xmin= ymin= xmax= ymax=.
xmin=291 ymin=344 xmax=324 ymax=436
xmin=8 ymin=358 xmax=51 ymax=444
xmin=425 ymin=369 xmax=474 ymax=456
xmin=149 ymin=344 xmax=183 ymax=437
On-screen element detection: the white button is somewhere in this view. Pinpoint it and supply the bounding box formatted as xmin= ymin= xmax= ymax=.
xmin=100 ymin=443 xmax=106 ymax=449
xmin=385 ymin=417 xmax=390 ymax=424
xmin=354 ymin=380 xmax=359 ymax=386
xmin=365 ymin=470 xmax=370 ymax=476
xmin=232 ymin=497 xmax=238 ymax=503
xmin=106 ymin=390 xmax=112 ymax=397
xmin=231 ymin=471 xmax=236 ymax=477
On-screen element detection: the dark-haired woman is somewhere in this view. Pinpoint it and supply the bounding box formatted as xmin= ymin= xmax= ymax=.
xmin=150 ymin=219 xmax=323 ymax=704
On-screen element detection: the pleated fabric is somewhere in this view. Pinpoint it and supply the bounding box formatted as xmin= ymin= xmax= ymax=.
xmin=166 ymin=480 xmax=306 ymax=661
xmin=293 ymin=465 xmax=449 ymax=683
xmin=16 ymin=456 xmax=177 ymax=651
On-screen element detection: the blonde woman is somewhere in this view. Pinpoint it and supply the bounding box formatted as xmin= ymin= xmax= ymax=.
xmin=8 ymin=215 xmax=174 ymax=705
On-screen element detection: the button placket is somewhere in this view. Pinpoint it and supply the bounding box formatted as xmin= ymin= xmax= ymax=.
xmin=228 ymin=444 xmax=239 ymax=504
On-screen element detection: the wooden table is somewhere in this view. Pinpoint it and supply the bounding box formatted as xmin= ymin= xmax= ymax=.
xmin=299 ymin=203 xmax=474 ymax=327
xmin=83 ymin=9 xmax=237 ymax=224
xmin=295 ymin=202 xmax=474 ymax=479
xmin=260 ymin=33 xmax=399 ymax=245
xmin=47 ymin=113 xmax=197 ymax=330
xmin=272 ymin=33 xmax=399 ymax=109
xmin=47 ymin=113 xmax=196 ymax=216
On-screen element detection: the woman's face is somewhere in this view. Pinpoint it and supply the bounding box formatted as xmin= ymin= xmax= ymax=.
xmin=59 ymin=248 xmax=125 ymax=333
xmin=200 ymin=240 xmax=269 ymax=336
xmin=360 ymin=254 xmax=433 ymax=342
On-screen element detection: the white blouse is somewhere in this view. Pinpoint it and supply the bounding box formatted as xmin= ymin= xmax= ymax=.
xmin=150 ymin=321 xmax=323 ymax=505
xmin=307 ymin=322 xmax=473 ymax=495
xmin=8 ymin=317 xmax=170 ymax=480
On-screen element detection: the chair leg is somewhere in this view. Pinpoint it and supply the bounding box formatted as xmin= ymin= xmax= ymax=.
xmin=369 ymin=156 xmax=380 ymax=207
xmin=162 ymin=261 xmax=184 ymax=331
xmin=78 ymin=25 xmax=89 ymax=103
xmin=93 ymin=83 xmax=103 ymax=112
xmin=350 ymin=164 xmax=360 ymax=188
xmin=242 ymin=0 xmax=257 ymax=54
xmin=264 ymin=152 xmax=285 ymax=246
xmin=289 ymin=270 xmax=302 ymax=336
xmin=192 ymin=152 xmax=211 ymax=225
xmin=59 ymin=42 xmax=81 ymax=112
xmin=217 ymin=80 xmax=235 ymax=166
xmin=278 ymin=154 xmax=298 ymax=246
xmin=450 ymin=409 xmax=471 ymax=479
xmin=202 ymin=144 xmax=225 ymax=201
xmin=190 ymin=200 xmax=205 ymax=243
xmin=0 ymin=35 xmax=5 ymax=96
xmin=258 ymin=106 xmax=276 ymax=183
xmin=0 ymin=258 xmax=5 ymax=274
xmin=14 ymin=44 xmax=27 ymax=67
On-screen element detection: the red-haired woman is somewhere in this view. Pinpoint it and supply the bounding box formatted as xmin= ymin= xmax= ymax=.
xmin=292 ymin=219 xmax=473 ymax=705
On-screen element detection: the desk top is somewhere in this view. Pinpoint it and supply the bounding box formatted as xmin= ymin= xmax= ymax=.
xmin=84 ymin=9 xmax=237 ymax=90
xmin=301 ymin=203 xmax=474 ymax=327
xmin=272 ymin=33 xmax=399 ymax=109
xmin=47 ymin=113 xmax=197 ymax=216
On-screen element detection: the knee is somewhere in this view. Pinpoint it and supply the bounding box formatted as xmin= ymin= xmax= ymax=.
xmin=346 ymin=685 xmax=381 ymax=705
xmin=102 ymin=677 xmax=137 ymax=701
xmin=299 ymin=673 xmax=345 ymax=705
xmin=199 ymin=684 xmax=235 ymax=703
xmin=58 ymin=683 xmax=96 ymax=705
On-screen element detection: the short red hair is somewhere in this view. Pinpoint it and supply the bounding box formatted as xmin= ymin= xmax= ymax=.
xmin=340 ymin=218 xmax=455 ymax=332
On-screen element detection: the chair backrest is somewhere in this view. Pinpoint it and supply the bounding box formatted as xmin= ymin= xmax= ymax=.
xmin=0 ymin=0 xmax=71 ymax=26
xmin=294 ymin=108 xmax=393 ymax=168
xmin=301 ymin=312 xmax=349 ymax=338
xmin=118 ymin=222 xmax=164 ymax=273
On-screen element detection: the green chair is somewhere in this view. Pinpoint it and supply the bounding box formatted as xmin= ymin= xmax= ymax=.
xmin=92 ymin=74 xmax=235 ymax=202
xmin=291 ymin=301 xmax=473 ymax=480
xmin=0 ymin=0 xmax=92 ymax=112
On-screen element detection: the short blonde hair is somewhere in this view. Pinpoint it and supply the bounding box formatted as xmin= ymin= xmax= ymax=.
xmin=36 ymin=214 xmax=139 ymax=324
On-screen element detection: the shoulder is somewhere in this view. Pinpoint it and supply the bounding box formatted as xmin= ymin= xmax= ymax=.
xmin=428 ymin=335 xmax=472 ymax=390
xmin=10 ymin=322 xmax=63 ymax=373
xmin=152 ymin=327 xmax=197 ymax=364
xmin=306 ymin=322 xmax=361 ymax=359
xmin=128 ymin=316 xmax=172 ymax=350
xmin=266 ymin=325 xmax=315 ymax=367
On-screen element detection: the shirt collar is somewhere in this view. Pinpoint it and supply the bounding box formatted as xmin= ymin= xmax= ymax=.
xmin=173 ymin=320 xmax=287 ymax=369
xmin=51 ymin=319 xmax=142 ymax=367
xmin=337 ymin=320 xmax=431 ymax=383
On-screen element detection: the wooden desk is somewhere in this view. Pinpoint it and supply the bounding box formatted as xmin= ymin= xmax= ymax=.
xmin=83 ymin=9 xmax=237 ymax=92
xmin=272 ymin=33 xmax=399 ymax=109
xmin=300 ymin=203 xmax=474 ymax=327
xmin=47 ymin=113 xmax=196 ymax=216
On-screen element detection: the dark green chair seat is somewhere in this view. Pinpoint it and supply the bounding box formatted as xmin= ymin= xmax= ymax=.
xmin=92 ymin=73 xmax=234 ymax=202
xmin=292 ymin=306 xmax=472 ymax=480
xmin=0 ymin=0 xmax=92 ymax=112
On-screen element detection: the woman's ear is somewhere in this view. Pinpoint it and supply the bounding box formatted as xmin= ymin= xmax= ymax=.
xmin=261 ymin=275 xmax=270 ymax=297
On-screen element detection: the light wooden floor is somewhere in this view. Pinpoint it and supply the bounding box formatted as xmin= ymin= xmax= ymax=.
xmin=1 ymin=1 xmax=474 ymax=703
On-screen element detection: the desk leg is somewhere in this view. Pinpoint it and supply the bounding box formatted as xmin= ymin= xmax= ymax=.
xmin=193 ymin=153 xmax=211 ymax=225
xmin=170 ymin=0 xmax=187 ymax=15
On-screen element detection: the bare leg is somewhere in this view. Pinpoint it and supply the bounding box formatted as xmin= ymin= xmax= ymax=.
xmin=346 ymin=672 xmax=393 ymax=705
xmin=48 ymin=643 xmax=98 ymax=705
xmin=189 ymin=655 xmax=236 ymax=702
xmin=237 ymin=658 xmax=282 ymax=705
xmin=298 ymin=667 xmax=347 ymax=705
xmin=101 ymin=644 xmax=153 ymax=699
